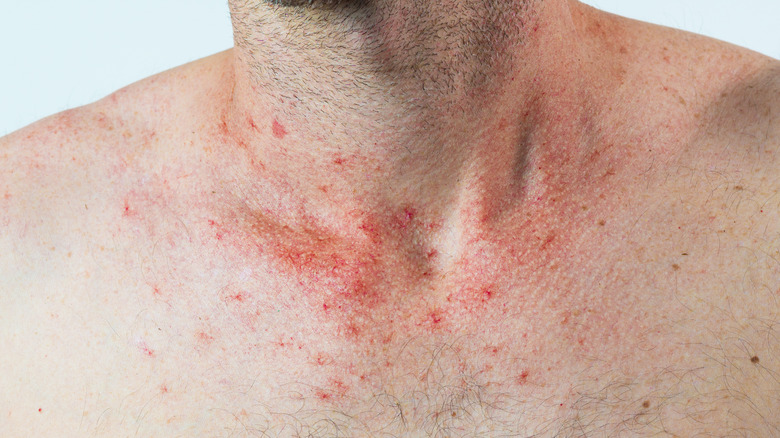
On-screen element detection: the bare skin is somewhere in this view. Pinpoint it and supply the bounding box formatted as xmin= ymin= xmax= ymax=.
xmin=1 ymin=0 xmax=779 ymax=436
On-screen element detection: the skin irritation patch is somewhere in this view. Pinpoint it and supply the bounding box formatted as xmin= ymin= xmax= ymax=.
xmin=198 ymin=110 xmax=630 ymax=355
xmin=271 ymin=119 xmax=288 ymax=139
xmin=221 ymin=207 xmax=440 ymax=338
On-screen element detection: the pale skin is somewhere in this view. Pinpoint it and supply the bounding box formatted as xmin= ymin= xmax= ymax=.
xmin=1 ymin=0 xmax=779 ymax=436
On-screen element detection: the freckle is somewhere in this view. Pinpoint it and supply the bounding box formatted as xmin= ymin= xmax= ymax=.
xmin=751 ymin=355 xmax=760 ymax=363
xmin=598 ymin=220 xmax=606 ymax=226
xmin=272 ymin=119 xmax=288 ymax=139
xmin=672 ymin=264 xmax=680 ymax=271
xmin=642 ymin=400 xmax=650 ymax=409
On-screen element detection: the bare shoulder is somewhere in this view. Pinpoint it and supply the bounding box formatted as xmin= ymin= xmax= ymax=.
xmin=0 ymin=50 xmax=233 ymax=243
xmin=0 ymin=51 xmax=234 ymax=435
xmin=702 ymin=59 xmax=780 ymax=154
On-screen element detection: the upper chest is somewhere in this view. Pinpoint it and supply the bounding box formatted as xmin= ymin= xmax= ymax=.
xmin=4 ymin=173 xmax=779 ymax=437
xmin=3 ymin=114 xmax=780 ymax=435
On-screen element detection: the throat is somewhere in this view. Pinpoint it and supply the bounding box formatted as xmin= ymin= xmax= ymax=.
xmin=220 ymin=0 xmax=598 ymax=226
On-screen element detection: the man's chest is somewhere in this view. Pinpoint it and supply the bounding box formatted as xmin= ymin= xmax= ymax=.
xmin=3 ymin=225 xmax=778 ymax=437
xmin=3 ymin=149 xmax=780 ymax=436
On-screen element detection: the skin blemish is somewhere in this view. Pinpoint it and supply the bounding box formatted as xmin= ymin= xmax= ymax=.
xmin=642 ymin=400 xmax=651 ymax=409
xmin=394 ymin=207 xmax=417 ymax=229
xmin=122 ymin=199 xmax=135 ymax=217
xmin=208 ymin=219 xmax=230 ymax=241
xmin=196 ymin=331 xmax=214 ymax=344
xmin=137 ymin=340 xmax=155 ymax=357
xmin=598 ymin=220 xmax=606 ymax=226
xmin=218 ymin=116 xmax=230 ymax=137
xmin=314 ymin=352 xmax=332 ymax=366
xmin=751 ymin=355 xmax=760 ymax=363
xmin=227 ymin=291 xmax=249 ymax=302
xmin=672 ymin=264 xmax=680 ymax=271
xmin=271 ymin=119 xmax=288 ymax=139
xmin=38 ymin=408 xmax=42 ymax=413
xmin=516 ymin=370 xmax=530 ymax=385
xmin=314 ymin=379 xmax=349 ymax=402
xmin=247 ymin=116 xmax=259 ymax=132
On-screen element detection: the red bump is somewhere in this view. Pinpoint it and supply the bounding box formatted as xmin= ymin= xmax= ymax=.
xmin=122 ymin=199 xmax=134 ymax=217
xmin=196 ymin=332 xmax=214 ymax=344
xmin=517 ymin=370 xmax=530 ymax=385
xmin=140 ymin=344 xmax=155 ymax=357
xmin=272 ymin=119 xmax=288 ymax=139
xmin=395 ymin=207 xmax=417 ymax=229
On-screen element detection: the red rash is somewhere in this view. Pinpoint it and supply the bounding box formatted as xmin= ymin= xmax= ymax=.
xmin=271 ymin=119 xmax=288 ymax=139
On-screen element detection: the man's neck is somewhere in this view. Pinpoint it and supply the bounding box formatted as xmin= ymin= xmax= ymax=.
xmin=219 ymin=0 xmax=605 ymax=244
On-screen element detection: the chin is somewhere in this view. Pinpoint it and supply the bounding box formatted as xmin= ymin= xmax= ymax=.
xmin=266 ymin=0 xmax=360 ymax=6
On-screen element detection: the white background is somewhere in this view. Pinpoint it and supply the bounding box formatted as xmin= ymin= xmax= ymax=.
xmin=1 ymin=0 xmax=778 ymax=136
